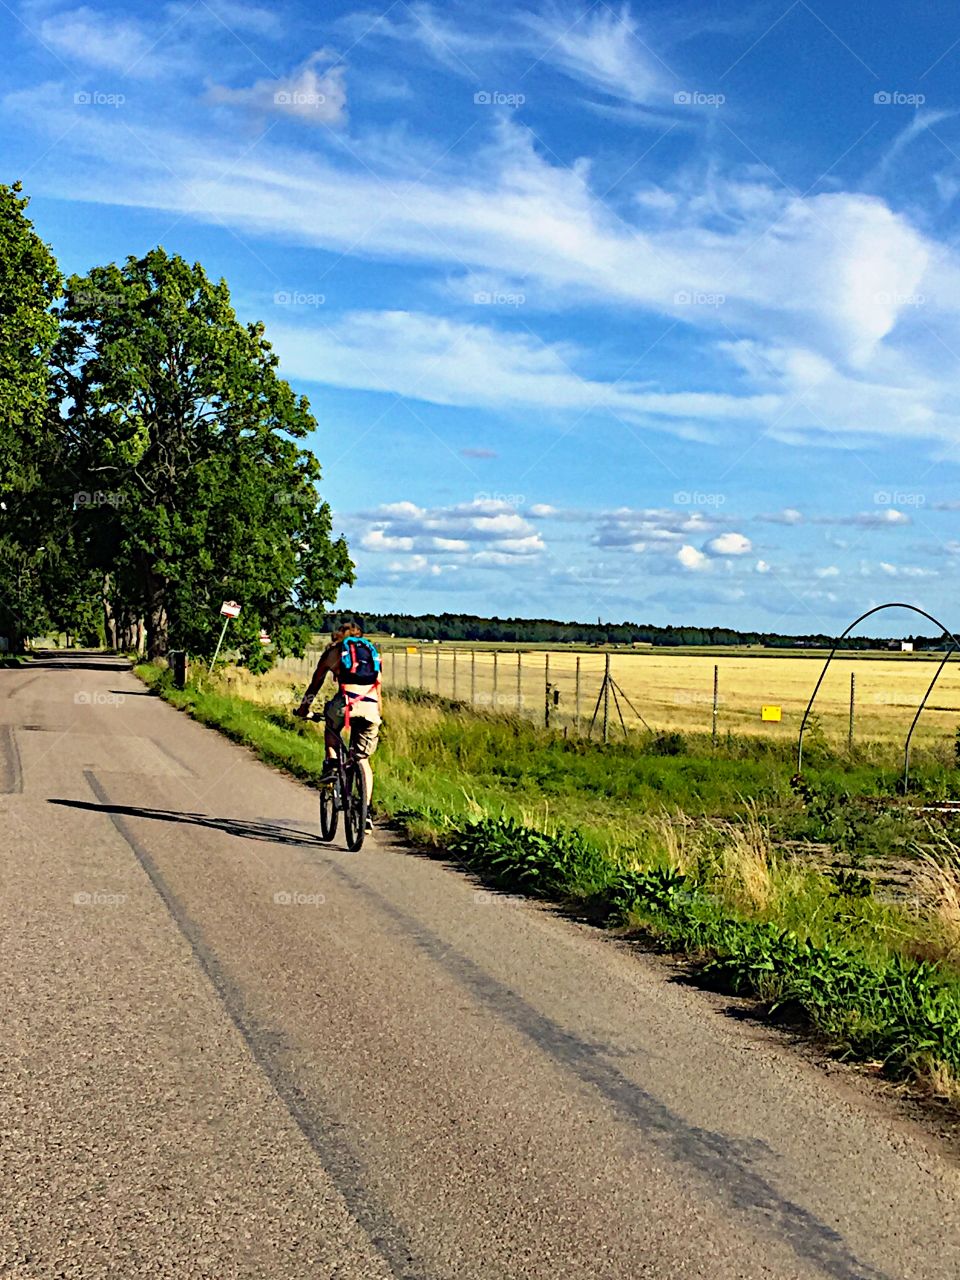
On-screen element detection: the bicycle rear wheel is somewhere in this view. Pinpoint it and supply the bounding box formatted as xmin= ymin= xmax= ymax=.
xmin=342 ymin=762 xmax=368 ymax=852
xmin=319 ymin=783 xmax=339 ymax=842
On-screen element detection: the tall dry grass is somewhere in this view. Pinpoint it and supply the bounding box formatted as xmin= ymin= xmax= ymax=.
xmin=912 ymin=835 xmax=960 ymax=967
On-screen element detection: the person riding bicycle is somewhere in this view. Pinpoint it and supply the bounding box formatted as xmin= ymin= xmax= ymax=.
xmin=294 ymin=618 xmax=381 ymax=806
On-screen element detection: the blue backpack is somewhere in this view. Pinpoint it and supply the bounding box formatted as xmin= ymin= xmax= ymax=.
xmin=340 ymin=636 xmax=381 ymax=686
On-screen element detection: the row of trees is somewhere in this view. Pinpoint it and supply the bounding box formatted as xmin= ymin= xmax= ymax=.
xmin=356 ymin=612 xmax=943 ymax=649
xmin=1 ymin=183 xmax=353 ymax=663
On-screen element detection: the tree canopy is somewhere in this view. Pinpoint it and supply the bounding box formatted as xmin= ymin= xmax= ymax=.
xmin=1 ymin=203 xmax=352 ymax=660
xmin=0 ymin=183 xmax=62 ymax=650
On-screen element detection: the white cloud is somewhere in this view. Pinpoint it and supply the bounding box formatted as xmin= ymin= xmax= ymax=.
xmin=815 ymin=509 xmax=912 ymax=528
xmin=876 ymin=561 xmax=937 ymax=579
xmin=360 ymin=529 xmax=413 ymax=552
xmin=519 ymin=5 xmax=671 ymax=106
xmin=385 ymin=555 xmax=444 ymax=575
xmin=757 ymin=507 xmax=804 ymax=525
xmin=755 ymin=560 xmax=771 ymax=573
xmin=706 ymin=531 xmax=751 ymax=556
xmin=269 ymin=310 xmax=778 ymax=430
xmin=678 ymin=544 xmax=709 ymax=571
xmin=208 ymin=51 xmax=347 ymax=125
xmin=12 ymin=54 xmax=960 ymax=452
xmin=351 ymin=498 xmax=546 ymax=563
xmin=38 ymin=6 xmax=160 ymax=75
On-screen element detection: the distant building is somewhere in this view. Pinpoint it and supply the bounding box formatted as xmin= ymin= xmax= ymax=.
xmin=901 ymin=641 xmax=914 ymax=653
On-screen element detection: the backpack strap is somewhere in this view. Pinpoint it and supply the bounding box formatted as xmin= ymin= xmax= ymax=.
xmin=341 ymin=678 xmax=381 ymax=729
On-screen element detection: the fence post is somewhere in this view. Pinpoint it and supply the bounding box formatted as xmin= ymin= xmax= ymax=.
xmin=517 ymin=651 xmax=522 ymax=717
xmin=453 ymin=648 xmax=458 ymax=701
xmin=405 ymin=648 xmax=410 ymax=689
xmin=435 ymin=646 xmax=441 ymax=693
xmin=602 ymin=652 xmax=611 ymax=744
xmin=848 ymin=672 xmax=856 ymax=749
xmin=712 ymin=664 xmax=719 ymax=743
xmin=575 ymin=655 xmax=581 ymax=735
xmin=493 ymin=651 xmax=499 ymax=710
xmin=471 ymin=650 xmax=476 ymax=706
xmin=544 ymin=653 xmax=551 ymax=728
xmin=419 ymin=647 xmax=424 ymax=691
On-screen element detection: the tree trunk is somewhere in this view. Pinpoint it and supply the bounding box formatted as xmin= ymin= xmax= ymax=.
xmin=145 ymin=572 xmax=169 ymax=659
xmin=102 ymin=576 xmax=117 ymax=650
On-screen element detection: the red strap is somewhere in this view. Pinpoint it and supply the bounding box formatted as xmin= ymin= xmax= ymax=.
xmin=341 ymin=678 xmax=381 ymax=729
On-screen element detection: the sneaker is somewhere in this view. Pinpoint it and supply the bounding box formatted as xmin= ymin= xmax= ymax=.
xmin=320 ymin=760 xmax=338 ymax=783
xmin=365 ymin=815 xmax=375 ymax=833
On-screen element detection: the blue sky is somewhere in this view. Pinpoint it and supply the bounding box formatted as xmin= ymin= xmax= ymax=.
xmin=4 ymin=0 xmax=960 ymax=632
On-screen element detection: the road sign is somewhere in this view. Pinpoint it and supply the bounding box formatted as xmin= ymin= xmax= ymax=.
xmin=259 ymin=630 xmax=271 ymax=645
xmin=220 ymin=600 xmax=241 ymax=618
xmin=761 ymin=705 xmax=782 ymax=722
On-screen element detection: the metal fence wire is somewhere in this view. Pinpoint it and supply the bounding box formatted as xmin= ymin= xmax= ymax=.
xmin=274 ymin=641 xmax=960 ymax=746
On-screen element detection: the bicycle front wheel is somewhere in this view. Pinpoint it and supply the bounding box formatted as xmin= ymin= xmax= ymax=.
xmin=342 ymin=762 xmax=368 ymax=852
xmin=319 ymin=784 xmax=339 ymax=842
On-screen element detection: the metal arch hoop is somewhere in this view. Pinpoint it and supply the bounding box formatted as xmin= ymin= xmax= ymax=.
xmin=795 ymin=602 xmax=960 ymax=780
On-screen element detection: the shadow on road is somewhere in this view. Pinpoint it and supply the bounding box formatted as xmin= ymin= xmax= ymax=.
xmin=48 ymin=798 xmax=326 ymax=847
xmin=21 ymin=651 xmax=132 ymax=672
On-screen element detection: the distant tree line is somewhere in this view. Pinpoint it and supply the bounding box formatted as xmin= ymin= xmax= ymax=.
xmin=341 ymin=612 xmax=947 ymax=650
xmin=1 ymin=183 xmax=353 ymax=664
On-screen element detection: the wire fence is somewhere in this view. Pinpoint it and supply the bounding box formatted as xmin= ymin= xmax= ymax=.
xmin=273 ymin=644 xmax=960 ymax=744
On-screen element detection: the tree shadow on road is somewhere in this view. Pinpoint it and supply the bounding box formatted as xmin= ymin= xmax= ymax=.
xmin=48 ymin=798 xmax=326 ymax=847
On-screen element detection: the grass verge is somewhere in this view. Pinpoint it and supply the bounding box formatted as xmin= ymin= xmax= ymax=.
xmin=138 ymin=662 xmax=960 ymax=1104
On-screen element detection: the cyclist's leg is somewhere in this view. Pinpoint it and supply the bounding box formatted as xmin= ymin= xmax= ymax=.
xmin=323 ymin=694 xmax=347 ymax=770
xmin=349 ymin=718 xmax=379 ymax=801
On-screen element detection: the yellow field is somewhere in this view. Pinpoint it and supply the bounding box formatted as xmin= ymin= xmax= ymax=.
xmin=272 ymin=643 xmax=960 ymax=747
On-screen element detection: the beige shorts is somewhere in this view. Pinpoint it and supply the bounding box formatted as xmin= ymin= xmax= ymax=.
xmin=324 ymin=691 xmax=381 ymax=759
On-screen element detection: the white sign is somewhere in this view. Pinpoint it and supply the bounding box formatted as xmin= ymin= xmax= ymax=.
xmin=259 ymin=630 xmax=271 ymax=645
xmin=220 ymin=600 xmax=241 ymax=618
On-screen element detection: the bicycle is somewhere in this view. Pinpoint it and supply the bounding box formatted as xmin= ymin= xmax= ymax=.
xmin=309 ymin=712 xmax=369 ymax=852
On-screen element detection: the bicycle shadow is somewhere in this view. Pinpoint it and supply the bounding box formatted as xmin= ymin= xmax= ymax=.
xmin=48 ymin=798 xmax=325 ymax=847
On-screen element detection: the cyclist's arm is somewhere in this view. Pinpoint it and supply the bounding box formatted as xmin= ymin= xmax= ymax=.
xmin=294 ymin=647 xmax=338 ymax=716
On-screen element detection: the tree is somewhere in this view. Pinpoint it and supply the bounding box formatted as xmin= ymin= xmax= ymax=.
xmin=56 ymin=248 xmax=353 ymax=660
xmin=0 ymin=184 xmax=62 ymax=650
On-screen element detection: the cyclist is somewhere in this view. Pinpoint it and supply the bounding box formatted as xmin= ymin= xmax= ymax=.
xmin=294 ymin=618 xmax=381 ymax=809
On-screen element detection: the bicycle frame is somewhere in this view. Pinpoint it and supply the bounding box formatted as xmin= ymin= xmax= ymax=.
xmin=310 ymin=712 xmax=368 ymax=851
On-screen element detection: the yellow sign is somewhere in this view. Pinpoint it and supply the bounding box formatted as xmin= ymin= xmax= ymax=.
xmin=761 ymin=705 xmax=782 ymax=722
xmin=406 ymin=646 xmax=418 ymax=654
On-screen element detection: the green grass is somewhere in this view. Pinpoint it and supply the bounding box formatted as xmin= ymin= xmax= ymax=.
xmin=137 ymin=663 xmax=960 ymax=1102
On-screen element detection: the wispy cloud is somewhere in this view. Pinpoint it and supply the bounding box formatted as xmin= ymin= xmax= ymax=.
xmin=208 ymin=50 xmax=347 ymax=126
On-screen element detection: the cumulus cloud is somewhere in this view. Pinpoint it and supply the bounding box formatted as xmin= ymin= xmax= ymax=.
xmin=706 ymin=531 xmax=751 ymax=556
xmin=757 ymin=508 xmax=804 ymax=525
xmin=593 ymin=507 xmax=725 ymax=551
xmin=351 ymin=498 xmax=545 ymax=563
xmin=677 ymin=544 xmax=709 ymax=571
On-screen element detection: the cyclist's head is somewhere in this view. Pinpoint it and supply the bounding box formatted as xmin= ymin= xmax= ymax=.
xmin=332 ymin=616 xmax=364 ymax=641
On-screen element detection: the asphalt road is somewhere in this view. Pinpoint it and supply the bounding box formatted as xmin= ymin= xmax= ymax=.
xmin=2 ymin=652 xmax=959 ymax=1279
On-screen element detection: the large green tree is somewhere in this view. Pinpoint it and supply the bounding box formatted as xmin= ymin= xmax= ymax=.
xmin=56 ymin=247 xmax=353 ymax=660
xmin=0 ymin=183 xmax=62 ymax=650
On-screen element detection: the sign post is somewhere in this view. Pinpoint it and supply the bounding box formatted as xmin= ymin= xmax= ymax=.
xmin=211 ymin=600 xmax=241 ymax=668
